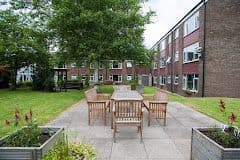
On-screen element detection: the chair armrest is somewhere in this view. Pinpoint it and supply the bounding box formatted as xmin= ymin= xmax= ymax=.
xmin=148 ymin=100 xmax=168 ymax=104
xmin=97 ymin=93 xmax=111 ymax=100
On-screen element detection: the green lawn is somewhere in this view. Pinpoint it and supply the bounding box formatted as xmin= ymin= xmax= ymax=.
xmin=143 ymin=86 xmax=240 ymax=127
xmin=0 ymin=88 xmax=85 ymax=137
xmin=98 ymin=85 xmax=114 ymax=94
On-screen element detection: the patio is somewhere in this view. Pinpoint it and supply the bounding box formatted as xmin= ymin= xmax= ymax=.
xmin=47 ymin=86 xmax=222 ymax=160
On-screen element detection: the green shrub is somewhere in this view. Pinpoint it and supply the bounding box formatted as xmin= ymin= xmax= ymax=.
xmin=17 ymin=81 xmax=32 ymax=88
xmin=42 ymin=140 xmax=96 ymax=160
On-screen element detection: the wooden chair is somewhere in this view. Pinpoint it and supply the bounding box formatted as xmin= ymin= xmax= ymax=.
xmin=85 ymin=88 xmax=110 ymax=126
xmin=113 ymin=100 xmax=143 ymax=142
xmin=143 ymin=91 xmax=168 ymax=126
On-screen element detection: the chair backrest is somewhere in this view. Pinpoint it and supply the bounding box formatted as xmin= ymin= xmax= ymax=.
xmin=114 ymin=100 xmax=142 ymax=119
xmin=85 ymin=88 xmax=97 ymax=102
xmin=154 ymin=91 xmax=169 ymax=101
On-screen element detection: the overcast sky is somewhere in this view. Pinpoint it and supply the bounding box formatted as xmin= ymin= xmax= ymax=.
xmin=142 ymin=0 xmax=201 ymax=48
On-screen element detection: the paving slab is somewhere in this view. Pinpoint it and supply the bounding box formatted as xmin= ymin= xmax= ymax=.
xmin=47 ymin=89 xmax=223 ymax=160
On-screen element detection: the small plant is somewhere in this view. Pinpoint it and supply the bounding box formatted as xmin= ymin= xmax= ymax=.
xmin=217 ymin=99 xmax=240 ymax=139
xmin=4 ymin=108 xmax=41 ymax=147
xmin=42 ymin=136 xmax=96 ymax=160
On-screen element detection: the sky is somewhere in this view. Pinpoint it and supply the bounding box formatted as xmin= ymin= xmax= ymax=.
xmin=142 ymin=0 xmax=201 ymax=48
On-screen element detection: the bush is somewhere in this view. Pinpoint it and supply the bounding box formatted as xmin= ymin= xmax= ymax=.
xmin=32 ymin=66 xmax=55 ymax=92
xmin=42 ymin=140 xmax=96 ymax=160
xmin=17 ymin=81 xmax=32 ymax=88
xmin=103 ymin=80 xmax=113 ymax=85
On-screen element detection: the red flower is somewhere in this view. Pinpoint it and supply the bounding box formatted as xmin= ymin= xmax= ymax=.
xmin=229 ymin=112 xmax=237 ymax=124
xmin=24 ymin=114 xmax=29 ymax=122
xmin=219 ymin=99 xmax=225 ymax=112
xmin=15 ymin=108 xmax=20 ymax=114
xmin=29 ymin=109 xmax=33 ymax=118
xmin=14 ymin=112 xmax=20 ymax=121
xmin=5 ymin=120 xmax=10 ymax=126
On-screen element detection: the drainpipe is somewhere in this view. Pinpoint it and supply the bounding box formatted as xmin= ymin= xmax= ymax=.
xmin=171 ymin=31 xmax=174 ymax=93
xmin=202 ymin=0 xmax=206 ymax=97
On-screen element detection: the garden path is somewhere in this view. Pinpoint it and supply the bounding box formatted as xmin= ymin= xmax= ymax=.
xmin=47 ymin=86 xmax=222 ymax=160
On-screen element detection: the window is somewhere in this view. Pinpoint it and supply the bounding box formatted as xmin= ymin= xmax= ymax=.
xmin=110 ymin=61 xmax=122 ymax=69
xmin=167 ymin=75 xmax=171 ymax=84
xmin=183 ymin=42 xmax=200 ymax=63
xmin=99 ymin=62 xmax=104 ymax=69
xmin=168 ymin=34 xmax=172 ymax=44
xmin=175 ymin=28 xmax=179 ymax=39
xmin=153 ymin=76 xmax=157 ymax=84
xmin=90 ymin=63 xmax=95 ymax=69
xmin=81 ymin=61 xmax=86 ymax=67
xmin=174 ymin=51 xmax=179 ymax=62
xmin=99 ymin=75 xmax=103 ymax=82
xmin=174 ymin=75 xmax=179 ymax=85
xmin=90 ymin=74 xmax=95 ymax=82
xmin=127 ymin=75 xmax=132 ymax=81
xmin=160 ymin=75 xmax=166 ymax=85
xmin=62 ymin=64 xmax=66 ymax=68
xmin=126 ymin=61 xmax=133 ymax=68
xmin=81 ymin=75 xmax=86 ymax=80
xmin=71 ymin=75 xmax=77 ymax=80
xmin=109 ymin=75 xmax=113 ymax=80
xmin=153 ymin=62 xmax=158 ymax=69
xmin=182 ymin=74 xmax=199 ymax=92
xmin=160 ymin=58 xmax=166 ymax=68
xmin=71 ymin=62 xmax=76 ymax=68
xmin=184 ymin=12 xmax=199 ymax=36
xmin=160 ymin=40 xmax=166 ymax=51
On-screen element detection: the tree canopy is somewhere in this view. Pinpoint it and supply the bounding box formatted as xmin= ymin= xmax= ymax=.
xmin=50 ymin=0 xmax=154 ymax=65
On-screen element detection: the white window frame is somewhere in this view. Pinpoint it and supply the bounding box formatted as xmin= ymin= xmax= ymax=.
xmin=110 ymin=60 xmax=122 ymax=69
xmin=109 ymin=75 xmax=113 ymax=80
xmin=174 ymin=51 xmax=179 ymax=62
xmin=71 ymin=75 xmax=77 ymax=80
xmin=166 ymin=56 xmax=171 ymax=64
xmin=183 ymin=42 xmax=200 ymax=63
xmin=182 ymin=74 xmax=199 ymax=92
xmin=174 ymin=75 xmax=179 ymax=85
xmin=127 ymin=75 xmax=132 ymax=81
xmin=81 ymin=61 xmax=86 ymax=67
xmin=126 ymin=60 xmax=133 ymax=68
xmin=117 ymin=75 xmax=122 ymax=82
xmin=160 ymin=75 xmax=166 ymax=85
xmin=153 ymin=62 xmax=158 ymax=69
xmin=159 ymin=58 xmax=166 ymax=68
xmin=175 ymin=28 xmax=179 ymax=39
xmin=90 ymin=74 xmax=95 ymax=82
xmin=167 ymin=75 xmax=171 ymax=84
xmin=99 ymin=75 xmax=103 ymax=82
xmin=81 ymin=75 xmax=86 ymax=81
xmin=184 ymin=11 xmax=200 ymax=36
xmin=71 ymin=62 xmax=76 ymax=68
xmin=90 ymin=63 xmax=95 ymax=69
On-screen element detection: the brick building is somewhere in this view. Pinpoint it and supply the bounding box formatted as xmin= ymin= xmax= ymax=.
xmin=150 ymin=0 xmax=240 ymax=98
xmin=57 ymin=60 xmax=151 ymax=85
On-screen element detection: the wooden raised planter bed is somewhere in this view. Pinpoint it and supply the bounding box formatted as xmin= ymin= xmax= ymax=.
xmin=0 ymin=127 xmax=63 ymax=160
xmin=191 ymin=128 xmax=240 ymax=160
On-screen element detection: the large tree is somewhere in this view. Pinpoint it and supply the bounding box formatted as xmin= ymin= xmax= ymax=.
xmin=50 ymin=0 xmax=154 ymax=82
xmin=0 ymin=0 xmax=52 ymax=89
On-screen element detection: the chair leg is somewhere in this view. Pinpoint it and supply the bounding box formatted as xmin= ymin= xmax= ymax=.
xmin=148 ymin=110 xmax=151 ymax=126
xmin=88 ymin=109 xmax=90 ymax=126
xmin=164 ymin=112 xmax=166 ymax=126
xmin=104 ymin=109 xmax=106 ymax=126
xmin=140 ymin=124 xmax=143 ymax=142
xmin=113 ymin=124 xmax=116 ymax=143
